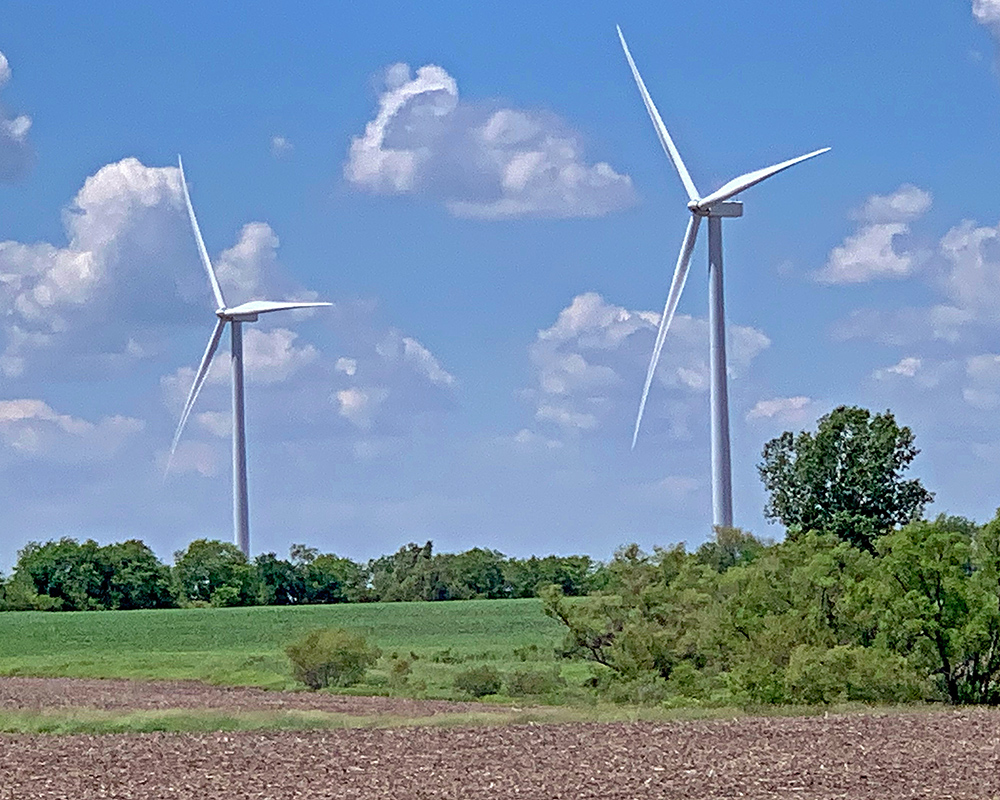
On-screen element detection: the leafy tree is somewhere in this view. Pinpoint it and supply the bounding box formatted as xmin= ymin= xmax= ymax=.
xmin=254 ymin=552 xmax=305 ymax=605
xmin=506 ymin=554 xmax=601 ymax=597
xmin=369 ymin=541 xmax=443 ymax=601
xmin=14 ymin=538 xmax=110 ymax=610
xmin=302 ymin=553 xmax=368 ymax=603
xmin=437 ymin=548 xmax=508 ymax=599
xmin=874 ymin=515 xmax=1000 ymax=704
xmin=759 ymin=405 xmax=933 ymax=551
xmin=173 ymin=539 xmax=257 ymax=606
xmin=102 ymin=540 xmax=175 ymax=609
xmin=694 ymin=527 xmax=768 ymax=573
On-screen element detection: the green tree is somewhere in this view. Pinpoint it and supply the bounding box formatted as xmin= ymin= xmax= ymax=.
xmin=873 ymin=515 xmax=1000 ymax=704
xmin=506 ymin=554 xmax=601 ymax=597
xmin=14 ymin=538 xmax=109 ymax=610
xmin=254 ymin=553 xmax=305 ymax=605
xmin=173 ymin=539 xmax=257 ymax=606
xmin=302 ymin=553 xmax=368 ymax=604
xmin=369 ymin=541 xmax=443 ymax=601
xmin=102 ymin=540 xmax=175 ymax=609
xmin=759 ymin=405 xmax=933 ymax=551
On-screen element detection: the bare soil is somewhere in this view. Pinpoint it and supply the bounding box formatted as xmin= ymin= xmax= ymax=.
xmin=2 ymin=677 xmax=1000 ymax=799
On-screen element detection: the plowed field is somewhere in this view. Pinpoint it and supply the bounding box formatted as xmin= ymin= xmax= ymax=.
xmin=1 ymin=677 xmax=999 ymax=799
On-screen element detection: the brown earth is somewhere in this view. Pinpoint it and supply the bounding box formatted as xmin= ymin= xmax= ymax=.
xmin=1 ymin=678 xmax=1000 ymax=799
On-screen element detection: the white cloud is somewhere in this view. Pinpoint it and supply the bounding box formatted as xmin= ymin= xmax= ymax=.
xmin=402 ymin=337 xmax=456 ymax=387
xmin=335 ymin=357 xmax=358 ymax=376
xmin=215 ymin=222 xmax=278 ymax=303
xmin=345 ymin=63 xmax=635 ymax=219
xmin=854 ymin=184 xmax=932 ymax=224
xmin=375 ymin=331 xmax=456 ymax=387
xmin=525 ymin=292 xmax=769 ymax=436
xmin=0 ymin=51 xmax=32 ymax=181
xmin=0 ymin=158 xmax=187 ymax=375
xmin=242 ymin=327 xmax=318 ymax=384
xmin=336 ymin=386 xmax=388 ymax=429
xmin=816 ymin=185 xmax=931 ymax=284
xmin=0 ymin=399 xmax=142 ymax=463
xmin=745 ymin=396 xmax=814 ymax=424
xmin=974 ymin=0 xmax=1000 ymax=33
xmin=270 ymin=135 xmax=293 ymax=158
xmin=874 ymin=356 xmax=922 ymax=380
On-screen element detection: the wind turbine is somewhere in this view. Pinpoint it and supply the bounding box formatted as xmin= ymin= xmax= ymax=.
xmin=169 ymin=156 xmax=332 ymax=557
xmin=617 ymin=27 xmax=829 ymax=529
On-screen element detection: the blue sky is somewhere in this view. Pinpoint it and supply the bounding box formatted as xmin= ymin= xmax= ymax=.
xmin=1 ymin=1 xmax=1000 ymax=569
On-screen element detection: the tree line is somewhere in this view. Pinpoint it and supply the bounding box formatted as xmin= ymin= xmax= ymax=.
xmin=0 ymin=537 xmax=603 ymax=612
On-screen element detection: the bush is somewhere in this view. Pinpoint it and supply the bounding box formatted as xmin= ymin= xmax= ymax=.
xmin=453 ymin=665 xmax=502 ymax=697
xmin=504 ymin=668 xmax=566 ymax=697
xmin=286 ymin=628 xmax=381 ymax=690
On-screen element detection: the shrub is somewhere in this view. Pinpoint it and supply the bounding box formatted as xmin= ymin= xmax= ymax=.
xmin=453 ymin=665 xmax=502 ymax=698
xmin=286 ymin=628 xmax=381 ymax=690
xmin=504 ymin=668 xmax=566 ymax=697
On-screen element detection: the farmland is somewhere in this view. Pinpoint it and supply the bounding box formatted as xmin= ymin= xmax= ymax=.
xmin=0 ymin=599 xmax=576 ymax=695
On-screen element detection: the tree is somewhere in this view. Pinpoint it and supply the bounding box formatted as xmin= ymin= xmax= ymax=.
xmin=874 ymin=515 xmax=1000 ymax=704
xmin=102 ymin=540 xmax=175 ymax=609
xmin=302 ymin=554 xmax=368 ymax=603
xmin=254 ymin=552 xmax=305 ymax=605
xmin=173 ymin=539 xmax=257 ymax=606
xmin=758 ymin=405 xmax=933 ymax=551
xmin=14 ymin=538 xmax=109 ymax=610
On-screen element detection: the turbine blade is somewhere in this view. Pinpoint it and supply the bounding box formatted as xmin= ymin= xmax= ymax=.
xmin=223 ymin=300 xmax=333 ymax=316
xmin=166 ymin=318 xmax=226 ymax=474
xmin=696 ymin=147 xmax=830 ymax=210
xmin=617 ymin=26 xmax=700 ymax=203
xmin=178 ymin=156 xmax=227 ymax=310
xmin=632 ymin=214 xmax=702 ymax=450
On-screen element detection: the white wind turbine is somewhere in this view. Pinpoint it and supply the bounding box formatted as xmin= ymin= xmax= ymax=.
xmin=169 ymin=157 xmax=331 ymax=556
xmin=617 ymin=27 xmax=829 ymax=529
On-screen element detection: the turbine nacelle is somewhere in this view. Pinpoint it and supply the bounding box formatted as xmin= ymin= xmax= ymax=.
xmin=689 ymin=200 xmax=743 ymax=218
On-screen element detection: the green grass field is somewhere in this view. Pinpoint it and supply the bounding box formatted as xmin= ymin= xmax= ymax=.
xmin=0 ymin=599 xmax=584 ymax=697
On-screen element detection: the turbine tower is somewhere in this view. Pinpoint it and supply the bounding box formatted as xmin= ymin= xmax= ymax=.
xmin=617 ymin=27 xmax=829 ymax=529
xmin=169 ymin=156 xmax=331 ymax=556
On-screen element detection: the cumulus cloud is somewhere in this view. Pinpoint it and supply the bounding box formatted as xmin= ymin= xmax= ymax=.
xmin=873 ymin=356 xmax=922 ymax=380
xmin=815 ymin=185 xmax=931 ymax=284
xmin=0 ymin=399 xmax=142 ymax=463
xmin=833 ymin=213 xmax=1000 ymax=347
xmin=745 ymin=396 xmax=814 ymax=424
xmin=0 ymin=51 xmax=32 ymax=181
xmin=335 ymin=386 xmax=388 ymax=429
xmin=0 ymin=158 xmax=188 ymax=376
xmin=974 ymin=0 xmax=1000 ymax=34
xmin=524 ymin=292 xmax=769 ymax=437
xmin=345 ymin=63 xmax=635 ymax=219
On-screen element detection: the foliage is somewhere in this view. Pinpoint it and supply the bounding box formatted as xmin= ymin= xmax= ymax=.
xmin=543 ymin=527 xmax=945 ymax=706
xmin=12 ymin=538 xmax=174 ymax=611
xmin=505 ymin=554 xmax=603 ymax=597
xmin=504 ymin=667 xmax=566 ymax=697
xmin=173 ymin=539 xmax=256 ymax=607
xmin=874 ymin=514 xmax=1000 ymax=704
xmin=759 ymin=406 xmax=933 ymax=551
xmin=285 ymin=627 xmax=381 ymax=689
xmin=453 ymin=665 xmax=502 ymax=697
